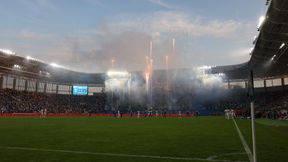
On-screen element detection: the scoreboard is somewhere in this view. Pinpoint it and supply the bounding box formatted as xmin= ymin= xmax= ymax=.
xmin=72 ymin=86 xmax=88 ymax=95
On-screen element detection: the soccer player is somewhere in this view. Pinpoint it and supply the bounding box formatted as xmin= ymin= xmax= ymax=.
xmin=178 ymin=111 xmax=182 ymax=118
xmin=0 ymin=107 xmax=4 ymax=115
xmin=148 ymin=108 xmax=152 ymax=117
xmin=43 ymin=108 xmax=47 ymax=118
xmin=130 ymin=111 xmax=133 ymax=117
xmin=186 ymin=111 xmax=190 ymax=117
xmin=163 ymin=111 xmax=167 ymax=117
xmin=137 ymin=111 xmax=140 ymax=118
xmin=224 ymin=109 xmax=230 ymax=119
xmin=155 ymin=111 xmax=159 ymax=117
xmin=117 ymin=110 xmax=121 ymax=118
xmin=39 ymin=109 xmax=44 ymax=118
xmin=231 ymin=109 xmax=235 ymax=119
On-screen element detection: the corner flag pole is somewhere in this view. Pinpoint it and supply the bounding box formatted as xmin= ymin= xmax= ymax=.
xmin=249 ymin=70 xmax=257 ymax=162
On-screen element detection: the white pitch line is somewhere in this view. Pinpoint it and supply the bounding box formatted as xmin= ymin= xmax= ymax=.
xmin=207 ymin=152 xmax=247 ymax=160
xmin=232 ymin=118 xmax=253 ymax=162
xmin=0 ymin=146 xmax=248 ymax=162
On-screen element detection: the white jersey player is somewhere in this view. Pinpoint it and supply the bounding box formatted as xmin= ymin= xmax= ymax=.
xmin=231 ymin=109 xmax=235 ymax=119
xmin=117 ymin=110 xmax=121 ymax=118
xmin=178 ymin=111 xmax=182 ymax=118
xmin=224 ymin=109 xmax=231 ymax=119
xmin=155 ymin=111 xmax=159 ymax=117
xmin=40 ymin=109 xmax=44 ymax=118
xmin=44 ymin=108 xmax=47 ymax=118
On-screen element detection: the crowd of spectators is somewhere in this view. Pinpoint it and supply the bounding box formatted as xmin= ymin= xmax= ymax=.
xmin=0 ymin=87 xmax=287 ymax=120
xmin=201 ymin=90 xmax=288 ymax=120
xmin=0 ymin=88 xmax=106 ymax=114
xmin=254 ymin=92 xmax=288 ymax=120
xmin=200 ymin=90 xmax=249 ymax=116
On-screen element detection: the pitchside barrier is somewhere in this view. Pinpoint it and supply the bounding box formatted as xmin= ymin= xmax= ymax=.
xmin=0 ymin=113 xmax=194 ymax=117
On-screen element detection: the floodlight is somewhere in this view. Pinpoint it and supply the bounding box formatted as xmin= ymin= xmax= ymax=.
xmin=107 ymin=71 xmax=130 ymax=78
xmin=271 ymin=54 xmax=276 ymax=61
xmin=49 ymin=62 xmax=69 ymax=69
xmin=279 ymin=43 xmax=285 ymax=49
xmin=39 ymin=70 xmax=50 ymax=76
xmin=0 ymin=49 xmax=16 ymax=55
xmin=257 ymin=16 xmax=265 ymax=31
xmin=197 ymin=66 xmax=212 ymax=70
xmin=13 ymin=64 xmax=21 ymax=70
xmin=50 ymin=63 xmax=60 ymax=67
xmin=26 ymin=56 xmax=31 ymax=60
xmin=249 ymin=47 xmax=254 ymax=55
xmin=253 ymin=36 xmax=258 ymax=44
xmin=218 ymin=73 xmax=225 ymax=76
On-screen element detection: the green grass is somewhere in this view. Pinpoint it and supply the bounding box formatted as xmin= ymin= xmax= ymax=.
xmin=256 ymin=118 xmax=288 ymax=127
xmin=0 ymin=116 xmax=286 ymax=162
xmin=233 ymin=119 xmax=288 ymax=162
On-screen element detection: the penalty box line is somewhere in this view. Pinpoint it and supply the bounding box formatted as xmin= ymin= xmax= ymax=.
xmin=0 ymin=146 xmax=248 ymax=162
xmin=232 ymin=118 xmax=253 ymax=162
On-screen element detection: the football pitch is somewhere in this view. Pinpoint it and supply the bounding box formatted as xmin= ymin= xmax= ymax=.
xmin=0 ymin=116 xmax=287 ymax=162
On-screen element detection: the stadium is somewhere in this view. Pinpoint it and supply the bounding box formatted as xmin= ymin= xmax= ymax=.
xmin=0 ymin=0 xmax=287 ymax=162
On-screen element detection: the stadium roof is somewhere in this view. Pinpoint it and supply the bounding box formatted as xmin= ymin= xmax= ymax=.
xmin=212 ymin=0 xmax=288 ymax=80
xmin=0 ymin=52 xmax=105 ymax=84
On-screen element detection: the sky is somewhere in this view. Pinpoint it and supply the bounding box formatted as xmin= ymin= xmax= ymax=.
xmin=0 ymin=0 xmax=268 ymax=73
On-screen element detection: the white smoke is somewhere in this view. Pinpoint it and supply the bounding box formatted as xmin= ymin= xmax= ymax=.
xmin=104 ymin=66 xmax=227 ymax=111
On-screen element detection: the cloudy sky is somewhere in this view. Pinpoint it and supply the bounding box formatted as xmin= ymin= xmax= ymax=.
xmin=0 ymin=0 xmax=267 ymax=73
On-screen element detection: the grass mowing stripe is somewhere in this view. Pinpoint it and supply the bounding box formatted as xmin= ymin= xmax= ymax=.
xmin=0 ymin=146 xmax=248 ymax=162
xmin=232 ymin=119 xmax=253 ymax=162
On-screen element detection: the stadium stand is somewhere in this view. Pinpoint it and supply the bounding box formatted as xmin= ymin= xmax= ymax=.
xmin=254 ymin=91 xmax=288 ymax=120
xmin=0 ymin=88 xmax=106 ymax=114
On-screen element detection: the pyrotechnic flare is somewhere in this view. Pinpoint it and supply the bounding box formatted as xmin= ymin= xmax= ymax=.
xmin=111 ymin=59 xmax=115 ymax=69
